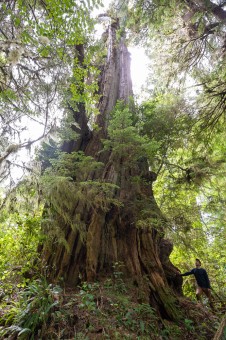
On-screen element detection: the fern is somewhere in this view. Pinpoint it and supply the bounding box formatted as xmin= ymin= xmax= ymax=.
xmin=0 ymin=279 xmax=61 ymax=339
xmin=40 ymin=152 xmax=121 ymax=249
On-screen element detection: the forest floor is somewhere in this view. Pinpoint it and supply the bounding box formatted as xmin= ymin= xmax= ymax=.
xmin=0 ymin=276 xmax=224 ymax=339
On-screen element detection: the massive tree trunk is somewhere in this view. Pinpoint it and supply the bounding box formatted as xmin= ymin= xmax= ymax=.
xmin=41 ymin=20 xmax=182 ymax=320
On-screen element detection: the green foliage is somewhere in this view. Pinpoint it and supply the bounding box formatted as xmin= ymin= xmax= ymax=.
xmin=77 ymin=282 xmax=99 ymax=311
xmin=0 ymin=0 xmax=101 ymax=184
xmin=37 ymin=138 xmax=59 ymax=171
xmin=40 ymin=151 xmax=121 ymax=247
xmin=134 ymin=80 xmax=225 ymax=302
xmin=103 ymin=101 xmax=160 ymax=167
xmin=112 ymin=261 xmax=127 ymax=293
xmin=0 ymin=275 xmax=219 ymax=339
xmin=0 ymin=212 xmax=41 ymax=268
xmin=128 ymin=0 xmax=226 ymax=128
xmin=44 ymin=151 xmax=103 ymax=180
xmin=138 ymin=92 xmax=193 ymax=172
xmin=0 ymin=180 xmax=43 ymax=293
xmin=154 ymin=127 xmax=226 ymax=302
xmin=0 ymin=1 xmax=225 ymax=336
xmin=0 ymin=278 xmax=62 ymax=339
xmin=161 ymin=321 xmax=182 ymax=340
xmin=195 ymin=65 xmax=226 ymax=127
xmin=75 ymin=279 xmax=160 ymax=337
xmin=153 ymin=124 xmax=226 ymax=301
xmin=184 ymin=318 xmax=194 ymax=331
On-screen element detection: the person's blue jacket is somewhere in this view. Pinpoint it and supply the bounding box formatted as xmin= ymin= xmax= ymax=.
xmin=181 ymin=268 xmax=211 ymax=289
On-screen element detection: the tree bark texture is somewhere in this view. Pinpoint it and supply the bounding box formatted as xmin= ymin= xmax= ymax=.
xmin=41 ymin=20 xmax=183 ymax=321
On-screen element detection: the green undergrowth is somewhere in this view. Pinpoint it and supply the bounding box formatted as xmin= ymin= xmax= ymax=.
xmin=0 ymin=274 xmax=222 ymax=340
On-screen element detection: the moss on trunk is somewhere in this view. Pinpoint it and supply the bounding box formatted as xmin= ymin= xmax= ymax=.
xmin=41 ymin=19 xmax=183 ymax=321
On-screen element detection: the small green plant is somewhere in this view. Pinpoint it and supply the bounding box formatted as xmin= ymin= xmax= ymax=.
xmin=161 ymin=321 xmax=183 ymax=339
xmin=184 ymin=318 xmax=194 ymax=331
xmin=112 ymin=261 xmax=127 ymax=293
xmin=0 ymin=278 xmax=62 ymax=339
xmin=77 ymin=282 xmax=99 ymax=312
xmin=78 ymin=290 xmax=96 ymax=311
xmin=103 ymin=278 xmax=113 ymax=289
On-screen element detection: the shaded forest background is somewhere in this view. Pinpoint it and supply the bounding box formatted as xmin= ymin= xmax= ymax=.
xmin=0 ymin=0 xmax=225 ymax=339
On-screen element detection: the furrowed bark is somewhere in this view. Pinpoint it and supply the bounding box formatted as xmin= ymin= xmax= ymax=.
xmin=41 ymin=20 xmax=183 ymax=321
xmin=62 ymin=44 xmax=91 ymax=153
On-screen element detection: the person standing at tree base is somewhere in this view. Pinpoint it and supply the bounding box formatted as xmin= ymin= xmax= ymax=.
xmin=178 ymin=258 xmax=214 ymax=310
